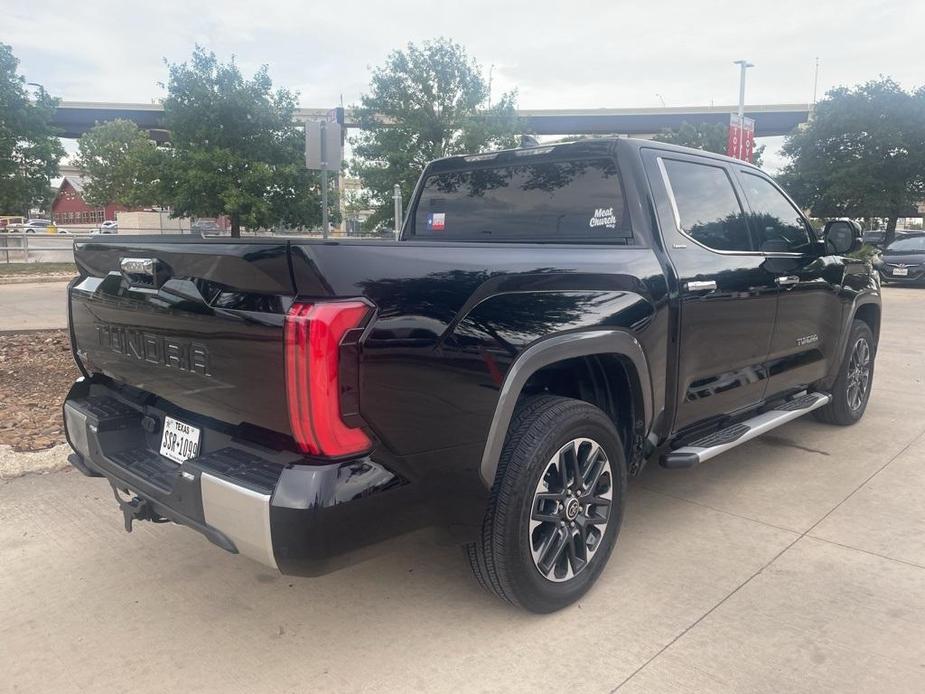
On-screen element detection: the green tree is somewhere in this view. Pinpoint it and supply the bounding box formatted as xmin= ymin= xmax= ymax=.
xmin=0 ymin=43 xmax=64 ymax=216
xmin=74 ymin=119 xmax=162 ymax=208
xmin=653 ymin=121 xmax=765 ymax=167
xmin=160 ymin=47 xmax=321 ymax=236
xmin=778 ymin=77 xmax=925 ymax=245
xmin=351 ymin=40 xmax=521 ymax=228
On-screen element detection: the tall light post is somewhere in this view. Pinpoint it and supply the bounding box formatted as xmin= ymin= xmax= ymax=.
xmin=393 ymin=184 xmax=403 ymax=240
xmin=733 ymin=60 xmax=753 ymax=160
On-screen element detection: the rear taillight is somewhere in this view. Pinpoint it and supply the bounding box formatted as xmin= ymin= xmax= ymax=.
xmin=284 ymin=300 xmax=372 ymax=458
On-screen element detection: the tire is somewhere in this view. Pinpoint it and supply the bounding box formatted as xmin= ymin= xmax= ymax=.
xmin=814 ymin=319 xmax=876 ymax=425
xmin=465 ymin=395 xmax=626 ymax=613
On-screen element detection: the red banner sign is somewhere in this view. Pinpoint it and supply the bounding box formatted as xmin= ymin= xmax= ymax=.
xmin=726 ymin=114 xmax=756 ymax=162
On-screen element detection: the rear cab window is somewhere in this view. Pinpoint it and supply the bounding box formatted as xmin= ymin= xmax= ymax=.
xmin=660 ymin=158 xmax=752 ymax=252
xmin=410 ymin=156 xmax=632 ymax=243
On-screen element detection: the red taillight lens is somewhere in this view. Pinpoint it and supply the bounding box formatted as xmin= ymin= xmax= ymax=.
xmin=284 ymin=300 xmax=372 ymax=458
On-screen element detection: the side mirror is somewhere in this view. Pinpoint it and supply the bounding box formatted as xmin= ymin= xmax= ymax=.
xmin=823 ymin=219 xmax=862 ymax=255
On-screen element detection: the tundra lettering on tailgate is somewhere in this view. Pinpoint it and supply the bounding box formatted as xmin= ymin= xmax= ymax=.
xmin=95 ymin=323 xmax=211 ymax=376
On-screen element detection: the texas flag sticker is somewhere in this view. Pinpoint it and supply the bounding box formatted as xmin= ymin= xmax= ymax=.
xmin=427 ymin=212 xmax=446 ymax=231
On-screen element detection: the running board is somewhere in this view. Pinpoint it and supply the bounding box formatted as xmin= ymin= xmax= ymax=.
xmin=660 ymin=392 xmax=832 ymax=469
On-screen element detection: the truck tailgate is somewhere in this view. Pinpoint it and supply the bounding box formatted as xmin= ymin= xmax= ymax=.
xmin=70 ymin=238 xmax=298 ymax=437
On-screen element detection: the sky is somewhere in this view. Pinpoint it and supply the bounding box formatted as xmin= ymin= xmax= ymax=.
xmin=5 ymin=0 xmax=925 ymax=171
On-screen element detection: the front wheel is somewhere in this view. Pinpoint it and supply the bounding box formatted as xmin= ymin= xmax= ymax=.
xmin=465 ymin=395 xmax=626 ymax=613
xmin=814 ymin=319 xmax=876 ymax=425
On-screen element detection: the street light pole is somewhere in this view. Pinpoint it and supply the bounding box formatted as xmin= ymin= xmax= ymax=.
xmin=393 ymin=184 xmax=403 ymax=240
xmin=320 ymin=120 xmax=328 ymax=239
xmin=733 ymin=60 xmax=754 ymax=160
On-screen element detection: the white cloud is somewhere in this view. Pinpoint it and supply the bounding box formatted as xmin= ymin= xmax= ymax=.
xmin=6 ymin=0 xmax=923 ymax=170
xmin=8 ymin=0 xmax=923 ymax=105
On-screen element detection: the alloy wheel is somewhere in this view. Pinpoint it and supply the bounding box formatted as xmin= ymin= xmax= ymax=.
xmin=529 ymin=438 xmax=613 ymax=582
xmin=846 ymin=337 xmax=872 ymax=411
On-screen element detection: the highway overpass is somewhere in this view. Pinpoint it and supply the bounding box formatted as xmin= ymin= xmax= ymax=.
xmin=51 ymin=101 xmax=811 ymax=140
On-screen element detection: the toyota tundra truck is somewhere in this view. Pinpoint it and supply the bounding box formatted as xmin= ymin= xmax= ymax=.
xmin=63 ymin=138 xmax=880 ymax=612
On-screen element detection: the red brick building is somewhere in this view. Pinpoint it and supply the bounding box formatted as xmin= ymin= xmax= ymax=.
xmin=51 ymin=176 xmax=126 ymax=226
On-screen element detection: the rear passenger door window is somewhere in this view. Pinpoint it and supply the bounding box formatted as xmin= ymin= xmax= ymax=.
xmin=660 ymin=159 xmax=752 ymax=253
xmin=411 ymin=158 xmax=631 ymax=242
xmin=737 ymin=172 xmax=814 ymax=253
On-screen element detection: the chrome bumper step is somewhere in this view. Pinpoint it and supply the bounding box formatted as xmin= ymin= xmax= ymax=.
xmin=661 ymin=392 xmax=832 ymax=469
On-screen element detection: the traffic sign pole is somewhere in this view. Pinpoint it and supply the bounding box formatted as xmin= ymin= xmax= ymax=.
xmin=321 ymin=120 xmax=328 ymax=239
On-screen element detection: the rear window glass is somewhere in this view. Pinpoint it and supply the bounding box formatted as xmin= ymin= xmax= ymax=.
xmin=886 ymin=236 xmax=925 ymax=252
xmin=412 ymin=158 xmax=631 ymax=242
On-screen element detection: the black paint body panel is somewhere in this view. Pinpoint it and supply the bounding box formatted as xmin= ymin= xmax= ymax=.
xmin=64 ymin=138 xmax=880 ymax=572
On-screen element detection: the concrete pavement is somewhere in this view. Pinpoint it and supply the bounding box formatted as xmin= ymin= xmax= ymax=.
xmin=1 ymin=287 xmax=924 ymax=693
xmin=0 ymin=281 xmax=69 ymax=331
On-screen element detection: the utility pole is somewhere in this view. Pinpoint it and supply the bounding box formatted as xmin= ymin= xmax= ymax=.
xmin=320 ymin=120 xmax=329 ymax=239
xmin=393 ymin=184 xmax=403 ymax=240
xmin=488 ymin=64 xmax=494 ymax=109
xmin=733 ymin=60 xmax=754 ymax=160
xmin=812 ymin=56 xmax=820 ymax=106
xmin=305 ymin=113 xmax=342 ymax=239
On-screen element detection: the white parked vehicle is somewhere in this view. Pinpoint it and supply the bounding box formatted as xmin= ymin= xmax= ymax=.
xmin=22 ymin=219 xmax=51 ymax=233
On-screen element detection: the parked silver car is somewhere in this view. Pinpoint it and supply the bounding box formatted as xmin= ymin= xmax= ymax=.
xmin=22 ymin=219 xmax=51 ymax=233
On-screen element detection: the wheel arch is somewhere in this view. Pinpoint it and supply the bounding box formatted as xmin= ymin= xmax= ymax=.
xmin=853 ymin=301 xmax=881 ymax=342
xmin=479 ymin=330 xmax=652 ymax=488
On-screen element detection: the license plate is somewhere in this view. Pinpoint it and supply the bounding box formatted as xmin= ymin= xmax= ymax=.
xmin=893 ymin=268 xmax=909 ymax=276
xmin=159 ymin=416 xmax=201 ymax=464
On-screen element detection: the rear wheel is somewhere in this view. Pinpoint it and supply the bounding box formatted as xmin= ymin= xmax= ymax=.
xmin=814 ymin=319 xmax=876 ymax=425
xmin=465 ymin=395 xmax=626 ymax=613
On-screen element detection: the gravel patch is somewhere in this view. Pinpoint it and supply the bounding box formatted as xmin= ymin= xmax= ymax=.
xmin=0 ymin=330 xmax=78 ymax=452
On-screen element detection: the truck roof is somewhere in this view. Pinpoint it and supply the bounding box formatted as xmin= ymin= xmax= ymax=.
xmin=428 ymin=136 xmax=764 ymax=173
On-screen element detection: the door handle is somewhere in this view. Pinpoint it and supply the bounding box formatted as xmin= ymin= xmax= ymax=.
xmin=775 ymin=275 xmax=800 ymax=286
xmin=684 ymin=280 xmax=717 ymax=293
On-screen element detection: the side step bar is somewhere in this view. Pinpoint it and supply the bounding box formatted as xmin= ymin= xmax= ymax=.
xmin=661 ymin=392 xmax=832 ymax=469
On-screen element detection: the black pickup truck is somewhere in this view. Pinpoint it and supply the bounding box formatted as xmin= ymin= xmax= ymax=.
xmin=63 ymin=138 xmax=880 ymax=612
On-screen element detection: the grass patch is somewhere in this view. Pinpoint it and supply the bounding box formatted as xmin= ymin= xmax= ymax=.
xmin=0 ymin=262 xmax=77 ymax=276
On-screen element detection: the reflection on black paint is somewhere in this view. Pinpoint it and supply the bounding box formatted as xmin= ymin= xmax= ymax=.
xmin=687 ymin=364 xmax=767 ymax=402
xmin=359 ymin=269 xmax=653 ymax=354
xmin=686 ymin=211 xmax=816 ymax=255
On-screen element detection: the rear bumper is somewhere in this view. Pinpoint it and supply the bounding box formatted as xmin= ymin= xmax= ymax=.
xmin=63 ymin=378 xmax=416 ymax=576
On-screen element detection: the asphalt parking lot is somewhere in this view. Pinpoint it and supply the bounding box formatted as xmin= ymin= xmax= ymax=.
xmin=1 ymin=287 xmax=924 ymax=693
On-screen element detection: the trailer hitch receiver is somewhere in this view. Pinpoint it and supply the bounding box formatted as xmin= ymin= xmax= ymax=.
xmin=110 ymin=483 xmax=168 ymax=532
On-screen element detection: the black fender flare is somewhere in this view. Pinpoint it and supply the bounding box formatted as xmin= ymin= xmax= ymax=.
xmin=850 ymin=291 xmax=882 ymax=338
xmin=479 ymin=329 xmax=653 ymax=488
xmin=825 ymin=289 xmax=882 ymax=384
